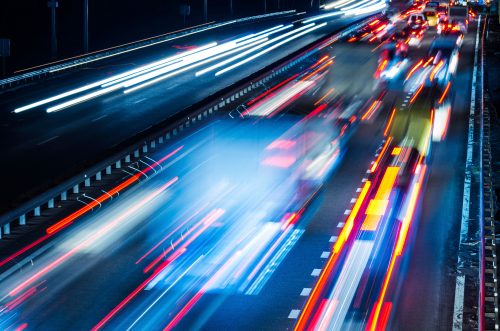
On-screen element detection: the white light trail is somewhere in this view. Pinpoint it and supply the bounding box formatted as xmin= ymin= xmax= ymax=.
xmin=14 ymin=43 xmax=218 ymax=113
xmin=195 ymin=23 xmax=314 ymax=76
xmin=215 ymin=23 xmax=327 ymax=76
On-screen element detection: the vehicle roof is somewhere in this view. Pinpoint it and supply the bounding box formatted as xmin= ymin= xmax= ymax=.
xmin=430 ymin=37 xmax=458 ymax=49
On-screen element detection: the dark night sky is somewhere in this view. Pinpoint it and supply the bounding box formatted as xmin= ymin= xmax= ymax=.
xmin=0 ymin=0 xmax=312 ymax=73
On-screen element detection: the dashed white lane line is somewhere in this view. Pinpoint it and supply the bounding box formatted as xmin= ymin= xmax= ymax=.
xmin=311 ymin=269 xmax=322 ymax=277
xmin=289 ymin=309 xmax=301 ymax=319
xmin=356 ymin=188 xmax=362 ymax=192
xmin=330 ymin=236 xmax=338 ymax=243
xmin=337 ymin=222 xmax=345 ymax=228
xmin=91 ymin=114 xmax=108 ymax=122
xmin=321 ymin=251 xmax=330 ymax=259
xmin=344 ymin=209 xmax=351 ymax=215
xmin=350 ymin=198 xmax=357 ymax=203
xmin=362 ymin=178 xmax=368 ymax=182
xmin=133 ymin=97 xmax=147 ymax=104
xmin=37 ymin=135 xmax=59 ymax=146
xmin=300 ymin=288 xmax=312 ymax=296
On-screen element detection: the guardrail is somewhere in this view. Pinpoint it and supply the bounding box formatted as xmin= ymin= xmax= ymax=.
xmin=481 ymin=15 xmax=498 ymax=331
xmin=0 ymin=10 xmax=297 ymax=91
xmin=0 ymin=13 xmax=381 ymax=240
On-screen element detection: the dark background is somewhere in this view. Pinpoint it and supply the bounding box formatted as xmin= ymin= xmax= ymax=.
xmin=0 ymin=0 xmax=318 ymax=75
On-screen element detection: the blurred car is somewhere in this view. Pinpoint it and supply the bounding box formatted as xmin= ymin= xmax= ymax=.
xmin=405 ymin=25 xmax=425 ymax=46
xmin=407 ymin=13 xmax=427 ymax=28
xmin=424 ymin=9 xmax=439 ymax=27
xmin=426 ymin=37 xmax=460 ymax=86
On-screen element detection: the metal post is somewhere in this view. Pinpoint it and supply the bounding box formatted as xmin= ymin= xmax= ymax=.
xmin=48 ymin=1 xmax=59 ymax=59
xmin=204 ymin=0 xmax=208 ymax=22
xmin=84 ymin=0 xmax=89 ymax=53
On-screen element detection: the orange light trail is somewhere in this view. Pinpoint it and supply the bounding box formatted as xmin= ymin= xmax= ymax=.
xmin=430 ymin=60 xmax=444 ymax=81
xmin=361 ymin=99 xmax=381 ymax=121
xmin=423 ymin=56 xmax=434 ymax=68
xmin=438 ymin=81 xmax=451 ymax=104
xmin=314 ymin=88 xmax=335 ymax=106
xmin=405 ymin=59 xmax=423 ymax=81
xmin=361 ymin=166 xmax=399 ymax=231
xmin=371 ymin=137 xmax=392 ymax=173
xmin=383 ymin=108 xmax=396 ymax=136
xmin=295 ymin=181 xmax=371 ymax=330
xmin=409 ymin=84 xmax=424 ymax=104
xmin=368 ymin=165 xmax=427 ymax=331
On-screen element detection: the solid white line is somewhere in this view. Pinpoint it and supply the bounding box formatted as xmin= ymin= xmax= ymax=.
xmin=452 ymin=15 xmax=481 ymax=331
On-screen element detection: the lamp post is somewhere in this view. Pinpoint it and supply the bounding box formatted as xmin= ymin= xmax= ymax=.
xmin=48 ymin=0 xmax=59 ymax=59
xmin=84 ymin=0 xmax=89 ymax=53
xmin=204 ymin=0 xmax=208 ymax=22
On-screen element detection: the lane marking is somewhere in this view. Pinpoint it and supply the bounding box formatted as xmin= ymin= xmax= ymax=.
xmin=452 ymin=15 xmax=481 ymax=331
xmin=344 ymin=209 xmax=351 ymax=215
xmin=321 ymin=251 xmax=330 ymax=259
xmin=133 ymin=98 xmax=147 ymax=104
xmin=337 ymin=222 xmax=345 ymax=228
xmin=37 ymin=136 xmax=59 ymax=146
xmin=289 ymin=309 xmax=301 ymax=319
xmin=91 ymin=114 xmax=108 ymax=122
xmin=350 ymin=198 xmax=357 ymax=203
xmin=311 ymin=269 xmax=322 ymax=277
xmin=329 ymin=236 xmax=338 ymax=243
xmin=301 ymin=288 xmax=312 ymax=296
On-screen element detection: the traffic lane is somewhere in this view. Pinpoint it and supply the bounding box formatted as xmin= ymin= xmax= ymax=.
xmin=0 ymin=12 xmax=305 ymax=112
xmin=198 ymin=120 xmax=391 ymax=331
xmin=390 ymin=21 xmax=476 ymax=329
xmin=0 ymin=13 xmax=364 ymax=119
xmin=198 ymin=101 xmax=391 ymax=330
xmin=0 ymin=119 xmax=301 ymax=329
xmin=0 ymin=16 xmax=367 ymax=208
xmin=0 ymin=41 xmax=382 ymax=329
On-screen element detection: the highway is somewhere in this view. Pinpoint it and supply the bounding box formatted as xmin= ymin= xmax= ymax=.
xmin=0 ymin=5 xmax=481 ymax=331
xmin=0 ymin=9 xmax=374 ymax=212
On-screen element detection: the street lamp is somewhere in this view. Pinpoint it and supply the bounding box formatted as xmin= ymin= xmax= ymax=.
xmin=204 ymin=0 xmax=208 ymax=22
xmin=47 ymin=0 xmax=58 ymax=59
xmin=84 ymin=0 xmax=89 ymax=53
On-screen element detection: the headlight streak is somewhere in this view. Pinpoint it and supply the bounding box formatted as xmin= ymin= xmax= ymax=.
xmin=7 ymin=177 xmax=178 ymax=298
xmin=125 ymin=255 xmax=204 ymax=331
xmin=122 ymin=38 xmax=269 ymax=94
xmin=214 ymin=23 xmax=328 ymax=77
xmin=14 ymin=24 xmax=291 ymax=114
xmin=91 ymin=208 xmax=225 ymax=331
xmin=244 ymin=228 xmax=304 ymax=295
xmin=48 ymin=36 xmax=269 ymax=110
xmin=0 ymin=146 xmax=184 ymax=271
xmin=13 ymin=43 xmax=218 ymax=113
xmin=196 ymin=23 xmax=315 ymax=76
